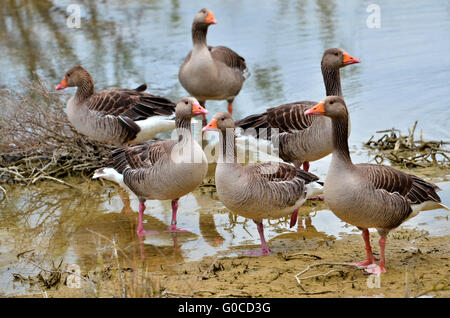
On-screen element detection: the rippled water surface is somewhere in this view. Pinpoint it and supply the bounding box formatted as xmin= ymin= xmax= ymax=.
xmin=0 ymin=0 xmax=449 ymax=296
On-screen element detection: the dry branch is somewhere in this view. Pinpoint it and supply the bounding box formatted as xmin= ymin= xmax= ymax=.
xmin=364 ymin=121 xmax=449 ymax=168
xmin=0 ymin=77 xmax=113 ymax=184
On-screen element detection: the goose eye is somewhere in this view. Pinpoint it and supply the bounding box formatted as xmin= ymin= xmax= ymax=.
xmin=184 ymin=101 xmax=188 ymax=105
xmin=202 ymin=10 xmax=206 ymax=14
xmin=330 ymin=101 xmax=334 ymax=104
xmin=334 ymin=53 xmax=338 ymax=56
xmin=67 ymin=73 xmax=71 ymax=77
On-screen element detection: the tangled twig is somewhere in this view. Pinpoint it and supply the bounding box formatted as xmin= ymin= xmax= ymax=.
xmin=365 ymin=121 xmax=449 ymax=168
xmin=0 ymin=77 xmax=113 ymax=185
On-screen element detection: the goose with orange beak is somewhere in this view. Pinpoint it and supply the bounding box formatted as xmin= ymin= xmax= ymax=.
xmin=203 ymin=112 xmax=323 ymax=256
xmin=93 ymin=97 xmax=209 ymax=237
xmin=304 ymin=96 xmax=448 ymax=274
xmin=55 ymin=65 xmax=177 ymax=147
xmin=179 ymin=8 xmax=250 ymax=123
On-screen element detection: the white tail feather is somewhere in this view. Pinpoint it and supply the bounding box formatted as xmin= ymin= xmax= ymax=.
xmin=306 ymin=182 xmax=324 ymax=199
xmin=202 ymin=131 xmax=284 ymax=164
xmin=92 ymin=167 xmax=128 ymax=190
xmin=408 ymin=201 xmax=450 ymax=220
xmin=132 ymin=116 xmax=176 ymax=143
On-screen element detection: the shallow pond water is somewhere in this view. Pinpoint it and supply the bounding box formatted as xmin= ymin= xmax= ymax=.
xmin=0 ymin=0 xmax=449 ymax=297
xmin=0 ymin=152 xmax=448 ymax=296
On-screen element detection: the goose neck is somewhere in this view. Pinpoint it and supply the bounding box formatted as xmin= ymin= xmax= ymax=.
xmin=322 ymin=65 xmax=343 ymax=97
xmin=176 ymin=117 xmax=193 ymax=143
xmin=74 ymin=77 xmax=95 ymax=102
xmin=218 ymin=128 xmax=238 ymax=164
xmin=192 ymin=22 xmax=208 ymax=48
xmin=331 ymin=115 xmax=353 ymax=166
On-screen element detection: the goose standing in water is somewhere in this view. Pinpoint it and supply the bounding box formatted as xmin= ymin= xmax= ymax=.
xmin=179 ymin=8 xmax=250 ymax=124
xmin=305 ymin=96 xmax=449 ymax=274
xmin=203 ymin=112 xmax=323 ymax=255
xmin=56 ymin=65 xmax=176 ymax=147
xmin=93 ymin=97 xmax=208 ymax=235
xmin=235 ymin=48 xmax=359 ymax=172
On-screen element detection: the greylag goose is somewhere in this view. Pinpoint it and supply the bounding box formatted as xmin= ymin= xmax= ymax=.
xmin=235 ymin=48 xmax=360 ymax=172
xmin=203 ymin=112 xmax=323 ymax=255
xmin=56 ymin=65 xmax=176 ymax=147
xmin=178 ymin=8 xmax=250 ymax=123
xmin=93 ymin=97 xmax=208 ymax=235
xmin=305 ymin=96 xmax=449 ymax=274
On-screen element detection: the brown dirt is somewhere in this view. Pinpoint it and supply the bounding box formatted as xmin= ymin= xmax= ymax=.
xmin=18 ymin=227 xmax=449 ymax=298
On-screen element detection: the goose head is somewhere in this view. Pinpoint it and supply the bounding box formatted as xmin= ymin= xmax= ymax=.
xmin=321 ymin=48 xmax=360 ymax=70
xmin=176 ymin=97 xmax=208 ymax=119
xmin=55 ymin=65 xmax=93 ymax=90
xmin=193 ymin=8 xmax=217 ymax=26
xmin=304 ymin=96 xmax=348 ymax=118
xmin=202 ymin=112 xmax=234 ymax=133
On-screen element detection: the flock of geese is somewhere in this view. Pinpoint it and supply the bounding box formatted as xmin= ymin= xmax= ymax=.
xmin=54 ymin=8 xmax=448 ymax=275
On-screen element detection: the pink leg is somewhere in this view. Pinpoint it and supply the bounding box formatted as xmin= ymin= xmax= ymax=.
xmin=244 ymin=220 xmax=271 ymax=256
xmin=227 ymin=102 xmax=233 ymax=115
xmin=290 ymin=208 xmax=299 ymax=228
xmin=366 ymin=237 xmax=387 ymax=274
xmin=165 ymin=199 xmax=188 ymax=233
xmin=136 ymin=200 xmax=158 ymax=236
xmin=354 ymin=229 xmax=376 ymax=267
xmin=302 ymin=161 xmax=310 ymax=172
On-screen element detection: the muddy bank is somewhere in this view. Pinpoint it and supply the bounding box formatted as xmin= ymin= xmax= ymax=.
xmin=13 ymin=227 xmax=449 ymax=298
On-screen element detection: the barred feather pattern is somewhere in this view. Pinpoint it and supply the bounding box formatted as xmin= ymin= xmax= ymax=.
xmin=357 ymin=164 xmax=442 ymax=205
xmin=210 ymin=46 xmax=249 ymax=78
xmin=85 ymin=89 xmax=175 ymax=120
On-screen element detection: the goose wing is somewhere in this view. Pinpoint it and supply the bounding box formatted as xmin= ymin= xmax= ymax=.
xmin=357 ymin=164 xmax=441 ymax=204
xmin=209 ymin=46 xmax=249 ymax=78
xmin=86 ymin=86 xmax=176 ymax=121
xmin=244 ymin=162 xmax=318 ymax=207
xmin=108 ymin=140 xmax=174 ymax=174
xmin=235 ymin=101 xmax=317 ymax=139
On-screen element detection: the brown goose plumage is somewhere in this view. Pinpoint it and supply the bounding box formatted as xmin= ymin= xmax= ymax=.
xmin=203 ymin=112 xmax=322 ymax=255
xmin=178 ymin=8 xmax=250 ymax=119
xmin=56 ymin=65 xmax=176 ymax=147
xmin=99 ymin=97 xmax=208 ymax=236
xmin=305 ymin=96 xmax=448 ymax=274
xmin=235 ymin=48 xmax=360 ymax=171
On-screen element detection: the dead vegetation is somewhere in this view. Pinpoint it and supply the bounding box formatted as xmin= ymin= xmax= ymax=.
xmin=364 ymin=121 xmax=449 ymax=168
xmin=0 ymin=77 xmax=113 ymax=186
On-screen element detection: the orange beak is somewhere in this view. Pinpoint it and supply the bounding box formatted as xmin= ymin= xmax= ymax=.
xmin=202 ymin=119 xmax=218 ymax=132
xmin=342 ymin=52 xmax=360 ymax=65
xmin=55 ymin=77 xmax=68 ymax=90
xmin=205 ymin=12 xmax=217 ymax=24
xmin=304 ymin=101 xmax=325 ymax=116
xmin=192 ymin=102 xmax=208 ymax=115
